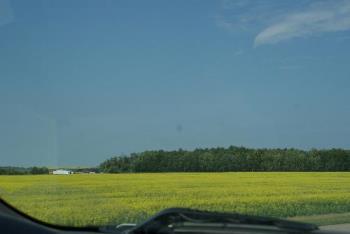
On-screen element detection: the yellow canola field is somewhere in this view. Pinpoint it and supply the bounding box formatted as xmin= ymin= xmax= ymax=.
xmin=1 ymin=172 xmax=350 ymax=226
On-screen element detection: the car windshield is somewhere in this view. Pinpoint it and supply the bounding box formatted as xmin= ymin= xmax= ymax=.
xmin=1 ymin=0 xmax=350 ymax=229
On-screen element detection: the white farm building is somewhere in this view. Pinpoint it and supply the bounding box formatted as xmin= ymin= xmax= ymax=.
xmin=52 ymin=169 xmax=73 ymax=175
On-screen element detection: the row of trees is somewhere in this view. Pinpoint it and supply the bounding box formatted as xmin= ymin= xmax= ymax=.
xmin=100 ymin=146 xmax=350 ymax=173
xmin=0 ymin=167 xmax=49 ymax=175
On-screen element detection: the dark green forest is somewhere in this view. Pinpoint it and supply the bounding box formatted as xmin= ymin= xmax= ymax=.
xmin=0 ymin=166 xmax=49 ymax=175
xmin=100 ymin=146 xmax=350 ymax=173
xmin=2 ymin=146 xmax=350 ymax=175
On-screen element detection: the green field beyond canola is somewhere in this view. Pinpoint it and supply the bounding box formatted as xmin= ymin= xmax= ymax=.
xmin=1 ymin=172 xmax=350 ymax=226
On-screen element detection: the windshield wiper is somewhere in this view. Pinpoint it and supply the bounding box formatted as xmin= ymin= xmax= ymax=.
xmin=109 ymin=208 xmax=318 ymax=234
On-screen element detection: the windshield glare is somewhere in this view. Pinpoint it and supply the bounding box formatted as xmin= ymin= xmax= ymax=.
xmin=1 ymin=0 xmax=350 ymax=228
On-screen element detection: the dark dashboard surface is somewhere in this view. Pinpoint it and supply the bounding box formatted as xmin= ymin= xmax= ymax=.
xmin=0 ymin=198 xmax=348 ymax=234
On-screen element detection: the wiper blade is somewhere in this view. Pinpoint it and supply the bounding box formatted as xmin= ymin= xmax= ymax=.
xmin=126 ymin=208 xmax=318 ymax=234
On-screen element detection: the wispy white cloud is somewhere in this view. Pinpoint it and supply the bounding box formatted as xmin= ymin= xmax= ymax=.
xmin=254 ymin=1 xmax=350 ymax=46
xmin=217 ymin=0 xmax=350 ymax=47
xmin=216 ymin=0 xmax=295 ymax=33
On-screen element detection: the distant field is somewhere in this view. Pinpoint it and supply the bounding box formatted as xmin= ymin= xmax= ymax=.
xmin=1 ymin=172 xmax=350 ymax=227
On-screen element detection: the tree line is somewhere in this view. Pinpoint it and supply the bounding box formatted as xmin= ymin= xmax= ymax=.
xmin=0 ymin=166 xmax=49 ymax=175
xmin=0 ymin=166 xmax=99 ymax=175
xmin=2 ymin=146 xmax=350 ymax=175
xmin=99 ymin=146 xmax=350 ymax=173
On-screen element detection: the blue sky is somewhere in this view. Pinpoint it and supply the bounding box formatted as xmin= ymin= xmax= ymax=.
xmin=1 ymin=0 xmax=350 ymax=166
